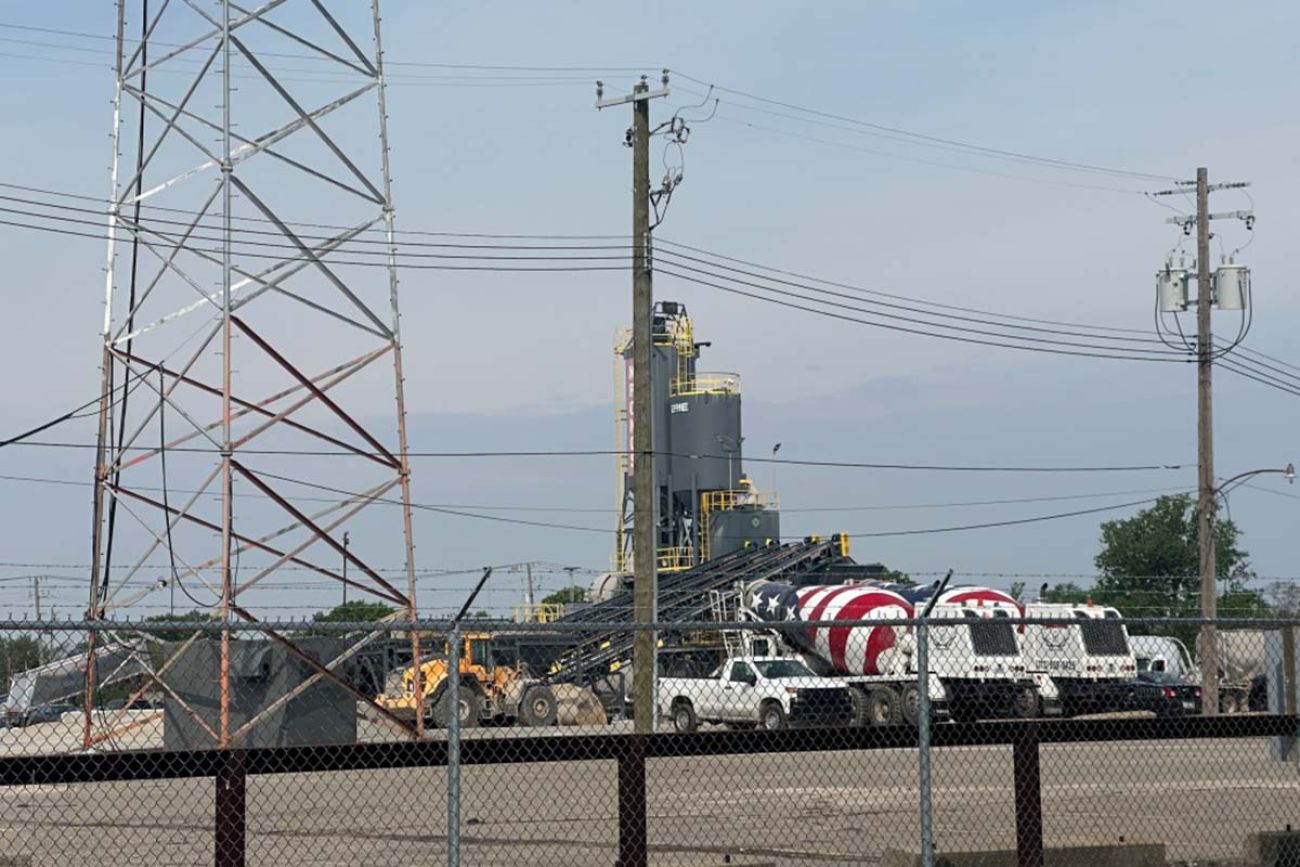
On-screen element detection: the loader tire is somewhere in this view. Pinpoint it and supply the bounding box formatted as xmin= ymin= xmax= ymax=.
xmin=519 ymin=685 xmax=558 ymax=728
xmin=432 ymin=686 xmax=481 ymax=729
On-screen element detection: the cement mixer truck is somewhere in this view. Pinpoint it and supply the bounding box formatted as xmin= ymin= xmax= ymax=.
xmin=876 ymin=582 xmax=1050 ymax=719
xmin=742 ymin=581 xmax=1042 ymax=724
xmin=742 ymin=581 xmax=939 ymax=726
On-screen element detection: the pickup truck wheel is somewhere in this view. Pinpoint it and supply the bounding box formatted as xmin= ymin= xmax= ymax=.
xmin=758 ymin=701 xmax=787 ymax=731
xmin=866 ymin=687 xmax=902 ymax=727
xmin=671 ymin=701 xmax=698 ymax=733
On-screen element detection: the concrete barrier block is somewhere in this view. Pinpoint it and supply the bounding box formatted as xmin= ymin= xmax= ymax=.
xmin=1247 ymin=831 xmax=1300 ymax=867
xmin=883 ymin=843 xmax=1166 ymax=867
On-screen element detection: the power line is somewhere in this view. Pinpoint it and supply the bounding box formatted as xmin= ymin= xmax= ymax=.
xmin=657 ymin=247 xmax=1177 ymax=352
xmin=0 ymin=180 xmax=632 ymax=240
xmin=0 ymin=21 xmax=656 ymax=73
xmin=3 ymin=436 xmax=1193 ymax=473
xmin=669 ymin=70 xmax=1182 ymax=183
xmin=657 ymin=237 xmax=1154 ymax=338
xmin=658 ymin=265 xmax=1188 ymax=363
xmin=839 ymin=495 xmax=1178 ymax=538
xmin=780 ymin=486 xmax=1191 ymax=512
xmin=0 ymin=211 xmax=632 ymax=272
xmin=0 ymin=472 xmax=1194 ymax=513
xmin=694 ymin=109 xmax=1156 ymax=196
xmin=17 ymin=179 xmax=1295 ymax=374
xmin=0 ymin=189 xmax=634 ymax=249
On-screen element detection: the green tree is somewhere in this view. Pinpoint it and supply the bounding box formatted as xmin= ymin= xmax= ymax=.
xmin=878 ymin=569 xmax=915 ymax=586
xmin=1093 ymin=494 xmax=1258 ymax=618
xmin=1041 ymin=582 xmax=1091 ymax=604
xmin=312 ymin=600 xmax=395 ymax=624
xmin=144 ymin=609 xmax=213 ymax=642
xmin=0 ymin=635 xmax=47 ymax=692
xmin=542 ymin=586 xmax=586 ymax=606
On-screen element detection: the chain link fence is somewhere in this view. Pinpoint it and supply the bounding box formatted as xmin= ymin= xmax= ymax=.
xmin=0 ymin=612 xmax=1298 ymax=866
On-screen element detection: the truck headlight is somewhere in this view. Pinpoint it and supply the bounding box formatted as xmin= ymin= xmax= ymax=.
xmin=785 ymin=686 xmax=798 ymax=695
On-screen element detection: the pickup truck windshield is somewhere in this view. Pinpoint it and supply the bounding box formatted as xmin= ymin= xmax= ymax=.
xmin=753 ymin=659 xmax=813 ymax=678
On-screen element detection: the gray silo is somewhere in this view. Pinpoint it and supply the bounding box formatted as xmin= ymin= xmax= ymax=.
xmin=614 ymin=301 xmax=779 ymax=572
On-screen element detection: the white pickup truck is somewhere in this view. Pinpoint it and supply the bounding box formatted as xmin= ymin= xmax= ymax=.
xmin=658 ymin=656 xmax=854 ymax=732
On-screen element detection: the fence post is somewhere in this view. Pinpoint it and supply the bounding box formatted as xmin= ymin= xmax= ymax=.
xmin=916 ymin=614 xmax=935 ymax=867
xmin=447 ymin=624 xmax=461 ymax=867
xmin=214 ymin=750 xmax=246 ymax=867
xmin=617 ymin=735 xmax=648 ymax=867
xmin=1012 ymin=722 xmax=1044 ymax=867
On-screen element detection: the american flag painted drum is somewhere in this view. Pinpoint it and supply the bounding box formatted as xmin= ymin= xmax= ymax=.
xmin=747 ymin=583 xmax=914 ymax=676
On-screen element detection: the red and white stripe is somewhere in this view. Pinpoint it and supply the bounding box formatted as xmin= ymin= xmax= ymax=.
xmin=793 ymin=585 xmax=913 ymax=675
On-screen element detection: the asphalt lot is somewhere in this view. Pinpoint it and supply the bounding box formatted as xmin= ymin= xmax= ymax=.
xmin=0 ymin=721 xmax=1297 ymax=865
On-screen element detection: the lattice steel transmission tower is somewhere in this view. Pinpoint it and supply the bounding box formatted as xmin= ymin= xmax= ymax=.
xmin=83 ymin=0 xmax=424 ymax=746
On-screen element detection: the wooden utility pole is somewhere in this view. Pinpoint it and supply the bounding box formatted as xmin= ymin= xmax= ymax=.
xmin=597 ymin=74 xmax=670 ymax=736
xmin=1154 ymin=169 xmax=1253 ymax=715
xmin=629 ymin=80 xmax=657 ymax=736
xmin=1195 ymin=167 xmax=1218 ymax=716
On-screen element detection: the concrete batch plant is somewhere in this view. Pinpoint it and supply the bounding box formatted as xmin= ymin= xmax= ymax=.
xmin=610 ymin=301 xmax=781 ymax=578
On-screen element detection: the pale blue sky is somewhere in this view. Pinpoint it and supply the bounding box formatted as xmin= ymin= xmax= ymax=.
xmin=0 ymin=2 xmax=1297 ymax=616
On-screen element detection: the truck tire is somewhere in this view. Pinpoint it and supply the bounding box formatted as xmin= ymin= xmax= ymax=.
xmin=519 ymin=685 xmax=558 ymax=728
xmin=848 ymin=688 xmax=870 ymax=727
xmin=758 ymin=700 xmax=787 ymax=731
xmin=1013 ymin=686 xmax=1041 ymax=719
xmin=900 ymin=685 xmax=921 ymax=727
xmin=432 ymin=686 xmax=481 ymax=729
xmin=865 ymin=687 xmax=902 ymax=727
xmin=670 ymin=700 xmax=698 ymax=733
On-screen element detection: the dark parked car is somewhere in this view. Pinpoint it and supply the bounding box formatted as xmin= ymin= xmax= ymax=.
xmin=1125 ymin=671 xmax=1202 ymax=717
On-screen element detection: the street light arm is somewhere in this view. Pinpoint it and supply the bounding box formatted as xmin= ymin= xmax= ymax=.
xmin=1215 ymin=464 xmax=1296 ymax=496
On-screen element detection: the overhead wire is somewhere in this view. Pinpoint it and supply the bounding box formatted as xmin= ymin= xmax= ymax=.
xmin=838 ymin=494 xmax=1185 ymax=538
xmin=0 ymin=472 xmax=1202 ymax=519
xmin=658 ymin=265 xmax=1188 ymax=363
xmin=668 ymin=71 xmax=1182 ymax=184
xmin=656 ymin=246 xmax=1178 ymax=352
xmin=2 ymin=439 xmax=1193 ymax=472
xmin=8 ymin=181 xmax=1285 ymax=386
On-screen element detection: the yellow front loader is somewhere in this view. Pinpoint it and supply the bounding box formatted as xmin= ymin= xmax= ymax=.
xmin=376 ymin=632 xmax=558 ymax=728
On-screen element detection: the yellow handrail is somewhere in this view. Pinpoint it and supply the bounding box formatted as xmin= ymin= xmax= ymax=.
xmin=669 ymin=372 xmax=741 ymax=397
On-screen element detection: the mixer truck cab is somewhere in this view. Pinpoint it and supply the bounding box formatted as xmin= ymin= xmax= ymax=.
xmin=1021 ymin=602 xmax=1136 ymax=715
xmin=658 ymin=655 xmax=854 ymax=732
xmin=919 ymin=592 xmax=1044 ymax=721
